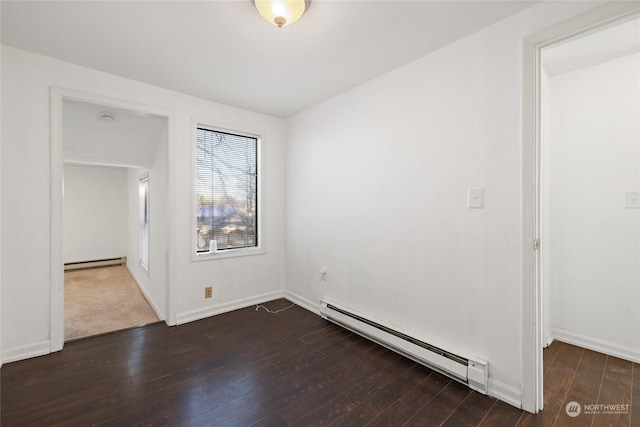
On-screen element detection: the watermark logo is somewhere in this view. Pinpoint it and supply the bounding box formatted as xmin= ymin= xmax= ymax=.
xmin=583 ymin=403 xmax=630 ymax=415
xmin=565 ymin=401 xmax=581 ymax=417
xmin=564 ymin=401 xmax=630 ymax=417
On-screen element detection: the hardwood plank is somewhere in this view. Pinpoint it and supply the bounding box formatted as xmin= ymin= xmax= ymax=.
xmin=299 ymin=323 xmax=345 ymax=344
xmin=187 ymin=340 xmax=387 ymax=426
xmin=110 ymin=332 xmax=364 ymax=426
xmin=543 ymin=340 xmax=564 ymax=377
xmin=2 ymin=324 xmax=168 ymax=383
xmin=365 ymin=371 xmax=447 ymax=427
xmin=478 ymin=400 xmax=524 ymax=427
xmin=518 ymin=342 xmax=583 ymax=427
xmin=591 ymin=355 xmax=633 ymax=427
xmin=124 ymin=312 xmax=338 ymax=392
xmin=1 ymin=365 xmax=130 ymax=424
xmin=175 ymin=335 xmax=374 ymax=424
xmin=275 ymin=347 xmax=398 ymax=424
xmin=329 ymin=363 xmax=432 ymax=426
xmin=403 ymin=378 xmax=472 ymax=427
xmin=552 ymin=348 xmax=606 ymax=427
xmin=440 ymin=390 xmax=496 ymax=427
xmin=290 ymin=380 xmax=380 ymax=426
xmin=250 ymin=413 xmax=288 ymax=427
xmin=289 ymin=355 xmax=416 ymax=426
xmin=3 ymin=301 xmax=302 ymax=425
xmin=2 ymin=303 xmax=636 ymax=427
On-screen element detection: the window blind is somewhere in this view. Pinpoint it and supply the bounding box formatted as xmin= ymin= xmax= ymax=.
xmin=196 ymin=127 xmax=258 ymax=252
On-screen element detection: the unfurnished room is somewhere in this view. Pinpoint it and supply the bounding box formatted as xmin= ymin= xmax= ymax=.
xmin=0 ymin=1 xmax=639 ymax=426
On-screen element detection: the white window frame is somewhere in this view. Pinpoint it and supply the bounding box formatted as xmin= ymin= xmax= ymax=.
xmin=191 ymin=118 xmax=265 ymax=261
xmin=139 ymin=172 xmax=150 ymax=273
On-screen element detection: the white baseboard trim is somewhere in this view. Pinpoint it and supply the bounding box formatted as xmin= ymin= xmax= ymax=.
xmin=551 ymin=328 xmax=640 ymax=364
xmin=544 ymin=329 xmax=554 ymax=348
xmin=139 ymin=284 xmax=165 ymax=322
xmin=175 ymin=289 xmax=285 ymax=325
xmin=127 ymin=267 xmax=165 ymax=321
xmin=488 ymin=378 xmax=523 ymax=409
xmin=2 ymin=340 xmax=51 ymax=364
xmin=284 ymin=290 xmax=321 ymax=315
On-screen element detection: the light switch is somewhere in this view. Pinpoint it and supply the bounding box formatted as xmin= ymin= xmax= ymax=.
xmin=468 ymin=188 xmax=484 ymax=209
xmin=626 ymin=191 xmax=640 ymax=208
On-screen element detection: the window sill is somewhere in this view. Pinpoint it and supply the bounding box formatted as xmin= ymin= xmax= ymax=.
xmin=191 ymin=246 xmax=266 ymax=262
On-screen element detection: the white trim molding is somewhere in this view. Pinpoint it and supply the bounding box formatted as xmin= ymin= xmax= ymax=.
xmin=550 ymin=329 xmax=640 ymax=365
xmin=2 ymin=340 xmax=51 ymax=364
xmin=49 ymin=87 xmax=176 ymax=349
xmin=128 ymin=267 xmax=165 ymax=322
xmin=175 ymin=290 xmax=285 ymax=325
xmin=50 ymin=87 xmax=65 ymax=353
xmin=190 ymin=117 xmax=267 ymax=263
xmin=284 ymin=290 xmax=321 ymax=316
xmin=521 ymin=1 xmax=640 ymax=414
xmin=488 ymin=379 xmax=523 ymax=410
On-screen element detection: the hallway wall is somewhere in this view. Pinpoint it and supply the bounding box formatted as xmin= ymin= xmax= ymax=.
xmin=63 ymin=164 xmax=129 ymax=264
xmin=542 ymin=52 xmax=640 ymax=362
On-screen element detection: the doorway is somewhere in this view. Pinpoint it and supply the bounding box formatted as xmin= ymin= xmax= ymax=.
xmin=50 ymin=89 xmax=173 ymax=350
xmin=540 ymin=17 xmax=640 ymax=361
xmin=521 ymin=2 xmax=640 ymax=413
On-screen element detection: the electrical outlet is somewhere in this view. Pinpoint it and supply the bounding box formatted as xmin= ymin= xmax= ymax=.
xmin=205 ymin=287 xmax=213 ymax=299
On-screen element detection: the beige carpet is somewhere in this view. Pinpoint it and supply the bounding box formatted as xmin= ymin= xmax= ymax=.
xmin=65 ymin=265 xmax=160 ymax=341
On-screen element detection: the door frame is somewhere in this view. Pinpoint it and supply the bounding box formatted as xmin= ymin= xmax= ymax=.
xmin=521 ymin=1 xmax=640 ymax=413
xmin=50 ymin=87 xmax=175 ymax=352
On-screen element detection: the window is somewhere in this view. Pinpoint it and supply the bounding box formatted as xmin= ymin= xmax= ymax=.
xmin=139 ymin=175 xmax=150 ymax=270
xmin=196 ymin=127 xmax=258 ymax=254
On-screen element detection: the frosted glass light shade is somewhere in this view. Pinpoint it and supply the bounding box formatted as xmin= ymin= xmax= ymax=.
xmin=254 ymin=0 xmax=310 ymax=28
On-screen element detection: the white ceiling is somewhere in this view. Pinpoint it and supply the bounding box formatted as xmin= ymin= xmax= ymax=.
xmin=543 ymin=16 xmax=640 ymax=76
xmin=1 ymin=0 xmax=535 ymax=117
xmin=63 ymin=99 xmax=167 ymax=168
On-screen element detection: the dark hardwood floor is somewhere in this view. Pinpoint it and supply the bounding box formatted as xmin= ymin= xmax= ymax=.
xmin=1 ymin=299 xmax=637 ymax=426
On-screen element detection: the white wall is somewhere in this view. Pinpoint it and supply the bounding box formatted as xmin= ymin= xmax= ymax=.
xmin=0 ymin=2 xmax=604 ymax=401
xmin=0 ymin=39 xmax=3 ymax=369
xmin=1 ymin=45 xmax=286 ymax=362
xmin=126 ymin=126 xmax=169 ymax=319
xmin=284 ymin=1 xmax=601 ymax=406
xmin=63 ymin=164 xmax=129 ymax=263
xmin=542 ymin=53 xmax=640 ymax=362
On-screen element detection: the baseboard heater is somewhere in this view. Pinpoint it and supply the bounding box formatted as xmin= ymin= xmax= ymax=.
xmin=64 ymin=256 xmax=127 ymax=271
xmin=320 ymin=300 xmax=488 ymax=394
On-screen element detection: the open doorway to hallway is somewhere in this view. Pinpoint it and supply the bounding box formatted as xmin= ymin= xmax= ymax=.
xmin=535 ymin=14 xmax=639 ymax=423
xmin=540 ymin=15 xmax=639 ymax=363
xmin=61 ymin=98 xmax=169 ymax=341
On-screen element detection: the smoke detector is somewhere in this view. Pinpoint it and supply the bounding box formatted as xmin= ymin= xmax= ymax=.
xmin=98 ymin=111 xmax=116 ymax=123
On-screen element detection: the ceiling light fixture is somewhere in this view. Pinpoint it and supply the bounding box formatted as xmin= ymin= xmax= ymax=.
xmin=253 ymin=0 xmax=310 ymax=28
xmin=98 ymin=111 xmax=116 ymax=123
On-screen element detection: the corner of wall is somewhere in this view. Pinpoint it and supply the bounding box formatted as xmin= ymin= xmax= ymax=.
xmin=551 ymin=328 xmax=640 ymax=364
xmin=284 ymin=289 xmax=321 ymax=315
xmin=175 ymin=289 xmax=286 ymax=325
xmin=127 ymin=263 xmax=165 ymax=321
xmin=1 ymin=340 xmax=51 ymax=365
xmin=487 ymin=379 xmax=523 ymax=410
